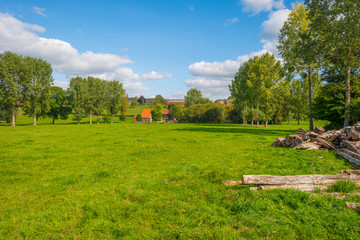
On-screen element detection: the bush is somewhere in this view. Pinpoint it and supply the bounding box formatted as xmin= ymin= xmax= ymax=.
xmin=135 ymin=114 xmax=143 ymax=122
xmin=119 ymin=114 xmax=126 ymax=122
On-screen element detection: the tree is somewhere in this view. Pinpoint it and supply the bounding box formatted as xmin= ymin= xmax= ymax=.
xmin=131 ymin=96 xmax=138 ymax=107
xmin=230 ymin=58 xmax=255 ymax=124
xmin=154 ymin=94 xmax=167 ymax=105
xmin=290 ymin=79 xmax=308 ymax=125
xmin=167 ymin=103 xmax=182 ymax=121
xmin=278 ymin=3 xmax=318 ymax=131
xmin=105 ymin=81 xmax=126 ymax=124
xmin=138 ymin=95 xmax=146 ymax=105
xmin=47 ymin=86 xmax=72 ymax=124
xmin=151 ymin=104 xmax=163 ymax=122
xmin=0 ymin=51 xmax=25 ymax=126
xmin=68 ymin=76 xmax=88 ymax=124
xmin=22 ymin=57 xmax=53 ymax=126
xmin=184 ymin=88 xmax=211 ymax=107
xmin=135 ymin=113 xmax=143 ymax=122
xmin=87 ymin=77 xmax=105 ymax=124
xmin=306 ymin=0 xmax=360 ymax=127
xmin=246 ymin=53 xmax=282 ymax=127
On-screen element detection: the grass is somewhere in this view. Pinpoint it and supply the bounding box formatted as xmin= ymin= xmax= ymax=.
xmin=0 ymin=116 xmax=359 ymax=239
xmin=327 ymin=180 xmax=359 ymax=193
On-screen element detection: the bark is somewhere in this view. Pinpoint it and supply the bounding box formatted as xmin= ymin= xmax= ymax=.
xmin=265 ymin=120 xmax=268 ymax=128
xmin=90 ymin=113 xmax=92 ymax=124
xmin=241 ymin=174 xmax=360 ymax=185
xmin=52 ymin=119 xmax=55 ymax=124
xmin=11 ymin=107 xmax=16 ymax=126
xmin=256 ymin=103 xmax=259 ymax=127
xmin=260 ymin=184 xmax=329 ymax=192
xmin=344 ymin=66 xmax=351 ymax=127
xmin=243 ymin=102 xmax=247 ymax=125
xmin=111 ymin=115 xmax=113 ymax=124
xmin=33 ymin=107 xmax=37 ymax=126
xmin=97 ymin=114 xmax=100 ymax=124
xmin=308 ymin=67 xmax=313 ymax=131
xmin=78 ymin=120 xmax=80 ymax=124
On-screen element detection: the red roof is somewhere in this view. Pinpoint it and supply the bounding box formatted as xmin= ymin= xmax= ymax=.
xmin=161 ymin=109 xmax=169 ymax=115
xmin=141 ymin=109 xmax=152 ymax=118
xmin=167 ymin=102 xmax=185 ymax=106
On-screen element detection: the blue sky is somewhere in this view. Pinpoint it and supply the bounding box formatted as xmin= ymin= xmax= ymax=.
xmin=0 ymin=0 xmax=294 ymax=99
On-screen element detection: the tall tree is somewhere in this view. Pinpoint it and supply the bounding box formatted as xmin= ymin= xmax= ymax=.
xmin=138 ymin=95 xmax=146 ymax=105
xmin=278 ymin=3 xmax=318 ymax=131
xmin=47 ymin=86 xmax=72 ymax=124
xmin=290 ymin=79 xmax=308 ymax=125
xmin=105 ymin=81 xmax=126 ymax=124
xmin=0 ymin=52 xmax=25 ymax=126
xmin=151 ymin=104 xmax=163 ymax=122
xmin=184 ymin=88 xmax=211 ymax=107
xmin=87 ymin=77 xmax=105 ymax=124
xmin=306 ymin=0 xmax=360 ymax=127
xmin=154 ymin=94 xmax=167 ymax=105
xmin=22 ymin=57 xmax=53 ymax=126
xmin=246 ymin=53 xmax=282 ymax=127
xmin=68 ymin=76 xmax=88 ymax=124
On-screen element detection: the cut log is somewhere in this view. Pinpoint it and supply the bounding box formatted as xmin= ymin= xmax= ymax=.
xmin=294 ymin=142 xmax=320 ymax=150
xmin=341 ymin=149 xmax=360 ymax=160
xmin=297 ymin=128 xmax=308 ymax=134
xmin=290 ymin=138 xmax=303 ymax=148
xmin=259 ymin=184 xmax=329 ymax=192
xmin=284 ymin=135 xmax=302 ymax=147
xmin=272 ymin=137 xmax=285 ymax=147
xmin=317 ymin=138 xmax=338 ymax=150
xmin=341 ymin=170 xmax=360 ymax=175
xmin=348 ymin=129 xmax=360 ymax=141
xmin=309 ymin=132 xmax=319 ymax=138
xmin=345 ymin=202 xmax=360 ymax=209
xmin=241 ymin=174 xmax=360 ymax=185
xmin=336 ymin=150 xmax=360 ymax=168
xmin=314 ymin=126 xmax=325 ymax=134
xmin=341 ymin=140 xmax=360 ymax=154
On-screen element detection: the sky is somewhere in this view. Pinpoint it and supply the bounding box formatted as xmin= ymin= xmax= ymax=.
xmin=0 ymin=0 xmax=295 ymax=99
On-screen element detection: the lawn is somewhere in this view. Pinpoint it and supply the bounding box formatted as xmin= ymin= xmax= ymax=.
xmin=0 ymin=116 xmax=359 ymax=239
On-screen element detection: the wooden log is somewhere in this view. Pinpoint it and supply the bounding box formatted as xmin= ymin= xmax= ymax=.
xmin=294 ymin=142 xmax=320 ymax=150
xmin=341 ymin=149 xmax=360 ymax=160
xmin=348 ymin=129 xmax=360 ymax=141
xmin=317 ymin=137 xmax=338 ymax=150
xmin=345 ymin=202 xmax=360 ymax=209
xmin=341 ymin=140 xmax=360 ymax=154
xmin=336 ymin=150 xmax=360 ymax=168
xmin=241 ymin=174 xmax=360 ymax=185
xmin=259 ymin=184 xmax=329 ymax=192
xmin=341 ymin=170 xmax=360 ymax=175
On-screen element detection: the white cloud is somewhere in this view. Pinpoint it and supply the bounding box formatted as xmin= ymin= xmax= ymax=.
xmin=53 ymin=80 xmax=69 ymax=90
xmin=32 ymin=6 xmax=46 ymax=17
xmin=0 ymin=13 xmax=171 ymax=97
xmin=261 ymin=9 xmax=290 ymax=41
xmin=165 ymin=91 xmax=187 ymax=99
xmin=239 ymin=0 xmax=285 ymax=14
xmin=224 ymin=17 xmax=239 ymax=26
xmin=142 ymin=71 xmax=172 ymax=81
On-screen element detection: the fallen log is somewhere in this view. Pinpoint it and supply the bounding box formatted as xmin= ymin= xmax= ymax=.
xmin=241 ymin=174 xmax=360 ymax=185
xmin=341 ymin=170 xmax=360 ymax=175
xmin=293 ymin=142 xmax=320 ymax=150
xmin=341 ymin=140 xmax=360 ymax=154
xmin=223 ymin=180 xmax=242 ymax=186
xmin=336 ymin=150 xmax=360 ymax=168
xmin=259 ymin=184 xmax=329 ymax=192
xmin=317 ymin=138 xmax=338 ymax=150
xmin=345 ymin=202 xmax=360 ymax=209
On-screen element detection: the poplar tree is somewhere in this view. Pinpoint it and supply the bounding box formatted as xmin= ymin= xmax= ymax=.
xmin=87 ymin=76 xmax=104 ymax=124
xmin=0 ymin=52 xmax=24 ymax=126
xmin=68 ymin=76 xmax=88 ymax=124
xmin=105 ymin=81 xmax=126 ymax=124
xmin=22 ymin=57 xmax=53 ymax=126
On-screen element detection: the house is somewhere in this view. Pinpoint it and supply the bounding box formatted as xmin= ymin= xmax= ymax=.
xmin=134 ymin=109 xmax=152 ymax=123
xmin=167 ymin=99 xmax=185 ymax=106
xmin=214 ymin=99 xmax=232 ymax=106
xmin=161 ymin=109 xmax=170 ymax=122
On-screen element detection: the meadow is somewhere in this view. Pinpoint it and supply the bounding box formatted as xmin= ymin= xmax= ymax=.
xmin=0 ymin=113 xmax=359 ymax=239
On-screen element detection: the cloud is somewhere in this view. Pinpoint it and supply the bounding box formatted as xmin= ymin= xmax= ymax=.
xmin=0 ymin=13 xmax=172 ymax=97
xmin=142 ymin=71 xmax=172 ymax=81
xmin=165 ymin=91 xmax=187 ymax=99
xmin=224 ymin=17 xmax=239 ymax=26
xmin=187 ymin=50 xmax=267 ymax=98
xmin=53 ymin=80 xmax=69 ymax=90
xmin=239 ymin=0 xmax=285 ymax=14
xmin=32 ymin=6 xmax=46 ymax=17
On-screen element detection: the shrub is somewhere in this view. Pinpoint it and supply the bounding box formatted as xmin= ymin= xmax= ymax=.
xmin=135 ymin=114 xmax=143 ymax=122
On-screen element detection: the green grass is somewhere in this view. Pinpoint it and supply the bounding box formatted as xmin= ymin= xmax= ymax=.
xmin=327 ymin=180 xmax=359 ymax=193
xmin=0 ymin=116 xmax=359 ymax=239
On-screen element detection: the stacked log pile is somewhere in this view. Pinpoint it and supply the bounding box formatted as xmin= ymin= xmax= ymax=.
xmin=223 ymin=170 xmax=360 ymax=192
xmin=272 ymin=122 xmax=360 ymax=168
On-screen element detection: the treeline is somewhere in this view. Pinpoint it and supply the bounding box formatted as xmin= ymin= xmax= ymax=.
xmin=230 ymin=2 xmax=360 ymax=129
xmin=0 ymin=51 xmax=127 ymax=126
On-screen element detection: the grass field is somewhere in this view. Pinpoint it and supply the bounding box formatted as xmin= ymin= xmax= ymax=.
xmin=1 ymin=114 xmax=359 ymax=239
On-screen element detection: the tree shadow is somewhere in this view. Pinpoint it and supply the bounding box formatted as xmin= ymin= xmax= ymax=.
xmin=174 ymin=124 xmax=297 ymax=137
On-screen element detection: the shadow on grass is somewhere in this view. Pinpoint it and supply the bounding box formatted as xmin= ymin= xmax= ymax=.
xmin=174 ymin=125 xmax=297 ymax=137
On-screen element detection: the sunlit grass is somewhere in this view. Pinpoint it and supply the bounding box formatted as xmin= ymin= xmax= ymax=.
xmin=0 ymin=116 xmax=359 ymax=239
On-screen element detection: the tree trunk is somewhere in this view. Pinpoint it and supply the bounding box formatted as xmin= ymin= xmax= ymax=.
xmin=33 ymin=107 xmax=37 ymax=126
xmin=298 ymin=118 xmax=300 ymax=125
xmin=111 ymin=115 xmax=113 ymax=124
xmin=243 ymin=102 xmax=247 ymax=125
xmin=90 ymin=113 xmax=92 ymax=125
xmin=52 ymin=119 xmax=55 ymax=124
xmin=288 ymin=117 xmax=290 ymax=125
xmin=97 ymin=114 xmax=100 ymax=124
xmin=78 ymin=120 xmax=80 ymax=124
xmin=11 ymin=107 xmax=16 ymax=126
xmin=265 ymin=120 xmax=268 ymax=128
xmin=256 ymin=103 xmax=259 ymax=127
xmin=251 ymin=120 xmax=253 ymax=126
xmin=308 ymin=67 xmax=313 ymax=131
xmin=344 ymin=66 xmax=351 ymax=127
